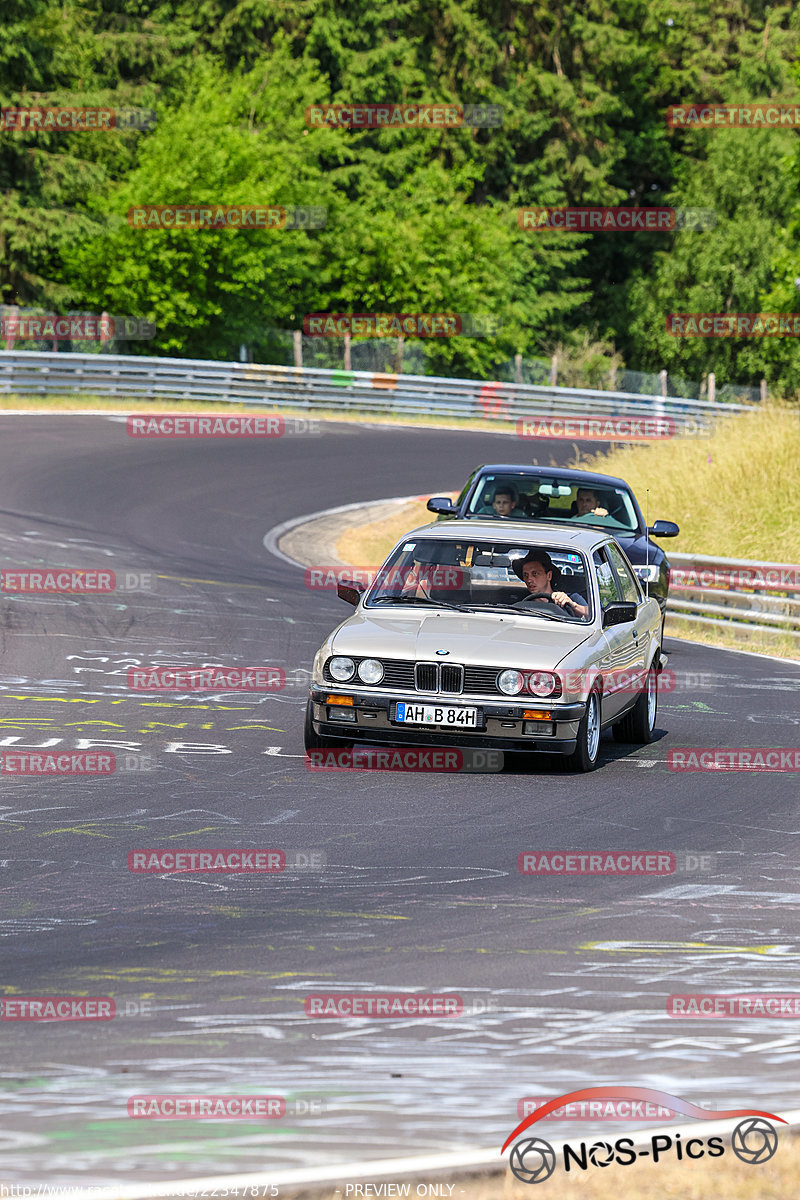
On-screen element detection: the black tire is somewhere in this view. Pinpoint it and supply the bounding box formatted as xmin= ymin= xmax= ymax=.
xmin=612 ymin=661 xmax=658 ymax=744
xmin=303 ymin=699 xmax=352 ymax=751
xmin=563 ymin=687 xmax=602 ymax=773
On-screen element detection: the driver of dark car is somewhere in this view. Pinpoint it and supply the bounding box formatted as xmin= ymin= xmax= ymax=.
xmin=574 ymin=487 xmax=609 ymax=518
xmin=511 ymin=549 xmax=589 ymax=618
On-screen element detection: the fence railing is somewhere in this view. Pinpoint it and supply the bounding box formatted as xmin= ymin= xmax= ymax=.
xmin=0 ymin=350 xmax=760 ymax=433
xmin=666 ymin=552 xmax=800 ymax=641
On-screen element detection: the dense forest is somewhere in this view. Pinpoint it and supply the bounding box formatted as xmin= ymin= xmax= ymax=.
xmin=4 ymin=0 xmax=800 ymax=391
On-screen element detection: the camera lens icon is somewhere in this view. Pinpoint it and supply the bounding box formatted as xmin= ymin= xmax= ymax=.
xmin=509 ymin=1137 xmax=557 ymax=1184
xmin=731 ymin=1118 xmax=778 ymax=1165
xmin=588 ymin=1140 xmax=615 ymax=1167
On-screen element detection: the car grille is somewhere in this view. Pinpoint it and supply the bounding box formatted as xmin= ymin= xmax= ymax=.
xmin=414 ymin=662 xmax=464 ymax=693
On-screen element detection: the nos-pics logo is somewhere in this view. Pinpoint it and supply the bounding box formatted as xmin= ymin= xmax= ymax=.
xmin=502 ymin=1087 xmax=784 ymax=1185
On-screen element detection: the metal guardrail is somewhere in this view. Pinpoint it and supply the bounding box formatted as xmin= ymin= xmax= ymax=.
xmin=0 ymin=349 xmax=758 ymax=431
xmin=666 ymin=552 xmax=800 ymax=641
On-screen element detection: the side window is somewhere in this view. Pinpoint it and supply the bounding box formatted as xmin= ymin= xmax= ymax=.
xmin=606 ymin=542 xmax=641 ymax=603
xmin=593 ymin=549 xmax=619 ymax=609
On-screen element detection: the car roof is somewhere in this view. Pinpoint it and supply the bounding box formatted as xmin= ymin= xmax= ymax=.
xmin=469 ymin=464 xmax=632 ymax=490
xmin=398 ymin=519 xmax=613 ymax=552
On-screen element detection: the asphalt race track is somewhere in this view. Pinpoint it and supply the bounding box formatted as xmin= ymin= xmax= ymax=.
xmin=1 ymin=414 xmax=799 ymax=1187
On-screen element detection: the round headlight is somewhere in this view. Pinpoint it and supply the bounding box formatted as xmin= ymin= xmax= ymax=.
xmin=498 ymin=669 xmax=525 ymax=696
xmin=528 ymin=671 xmax=557 ymax=698
xmin=357 ymin=658 xmax=384 ymax=684
xmin=329 ymin=656 xmax=355 ymax=681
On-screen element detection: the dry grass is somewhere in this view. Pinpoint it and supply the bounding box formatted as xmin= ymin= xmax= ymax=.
xmin=335 ymin=499 xmax=437 ymax=565
xmin=576 ymin=403 xmax=800 ymax=562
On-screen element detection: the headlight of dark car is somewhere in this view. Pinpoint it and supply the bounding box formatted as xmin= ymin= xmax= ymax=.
xmin=633 ymin=564 xmax=660 ymax=584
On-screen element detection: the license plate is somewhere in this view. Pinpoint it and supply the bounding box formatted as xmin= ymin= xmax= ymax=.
xmin=395 ymin=702 xmax=479 ymax=727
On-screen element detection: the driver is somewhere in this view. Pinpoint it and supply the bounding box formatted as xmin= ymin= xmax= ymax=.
xmin=575 ymin=487 xmax=609 ymax=518
xmin=511 ymin=549 xmax=589 ymax=618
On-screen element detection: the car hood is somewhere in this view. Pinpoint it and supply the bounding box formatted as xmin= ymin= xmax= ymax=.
xmin=331 ymin=608 xmax=593 ymax=669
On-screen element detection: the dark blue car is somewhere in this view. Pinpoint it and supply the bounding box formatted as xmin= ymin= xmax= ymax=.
xmin=427 ymin=464 xmax=679 ymax=633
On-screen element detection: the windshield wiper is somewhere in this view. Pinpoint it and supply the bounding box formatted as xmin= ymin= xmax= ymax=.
xmin=470 ymin=602 xmax=573 ymax=622
xmin=370 ymin=596 xmax=470 ymax=613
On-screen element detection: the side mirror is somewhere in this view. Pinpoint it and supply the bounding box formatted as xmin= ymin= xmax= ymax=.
xmin=648 ymin=519 xmax=680 ymax=538
xmin=602 ymin=601 xmax=637 ymax=628
xmin=427 ymin=496 xmax=456 ymax=515
xmin=336 ymin=579 xmax=366 ymax=606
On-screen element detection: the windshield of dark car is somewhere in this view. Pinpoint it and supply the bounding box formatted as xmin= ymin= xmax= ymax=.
xmin=465 ymin=473 xmax=639 ymax=534
xmin=365 ymin=538 xmax=592 ymax=621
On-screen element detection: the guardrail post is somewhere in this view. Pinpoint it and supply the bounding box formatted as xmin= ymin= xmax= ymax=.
xmin=3 ymin=305 xmax=18 ymax=350
xmin=344 ymin=332 xmax=351 ymax=371
xmin=514 ymin=353 xmax=522 ymax=384
xmin=550 ymin=355 xmax=557 ymax=387
xmin=760 ymin=378 xmax=767 ymax=403
xmin=293 ymin=330 xmax=303 ymax=368
xmin=708 ymin=372 xmax=715 ymax=404
xmin=659 ymin=369 xmax=667 ymax=398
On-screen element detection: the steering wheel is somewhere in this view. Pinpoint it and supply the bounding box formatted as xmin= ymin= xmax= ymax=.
xmin=519 ymin=590 xmax=574 ymax=620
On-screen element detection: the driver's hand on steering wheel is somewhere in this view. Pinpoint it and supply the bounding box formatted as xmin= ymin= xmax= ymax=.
xmin=550 ymin=590 xmax=589 ymax=618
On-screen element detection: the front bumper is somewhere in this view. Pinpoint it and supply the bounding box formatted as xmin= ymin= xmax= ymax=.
xmin=309 ymin=685 xmax=586 ymax=755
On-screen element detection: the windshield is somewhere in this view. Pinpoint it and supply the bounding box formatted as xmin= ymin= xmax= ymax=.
xmin=466 ymin=472 xmax=640 ymax=534
xmin=365 ymin=537 xmax=593 ymax=622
